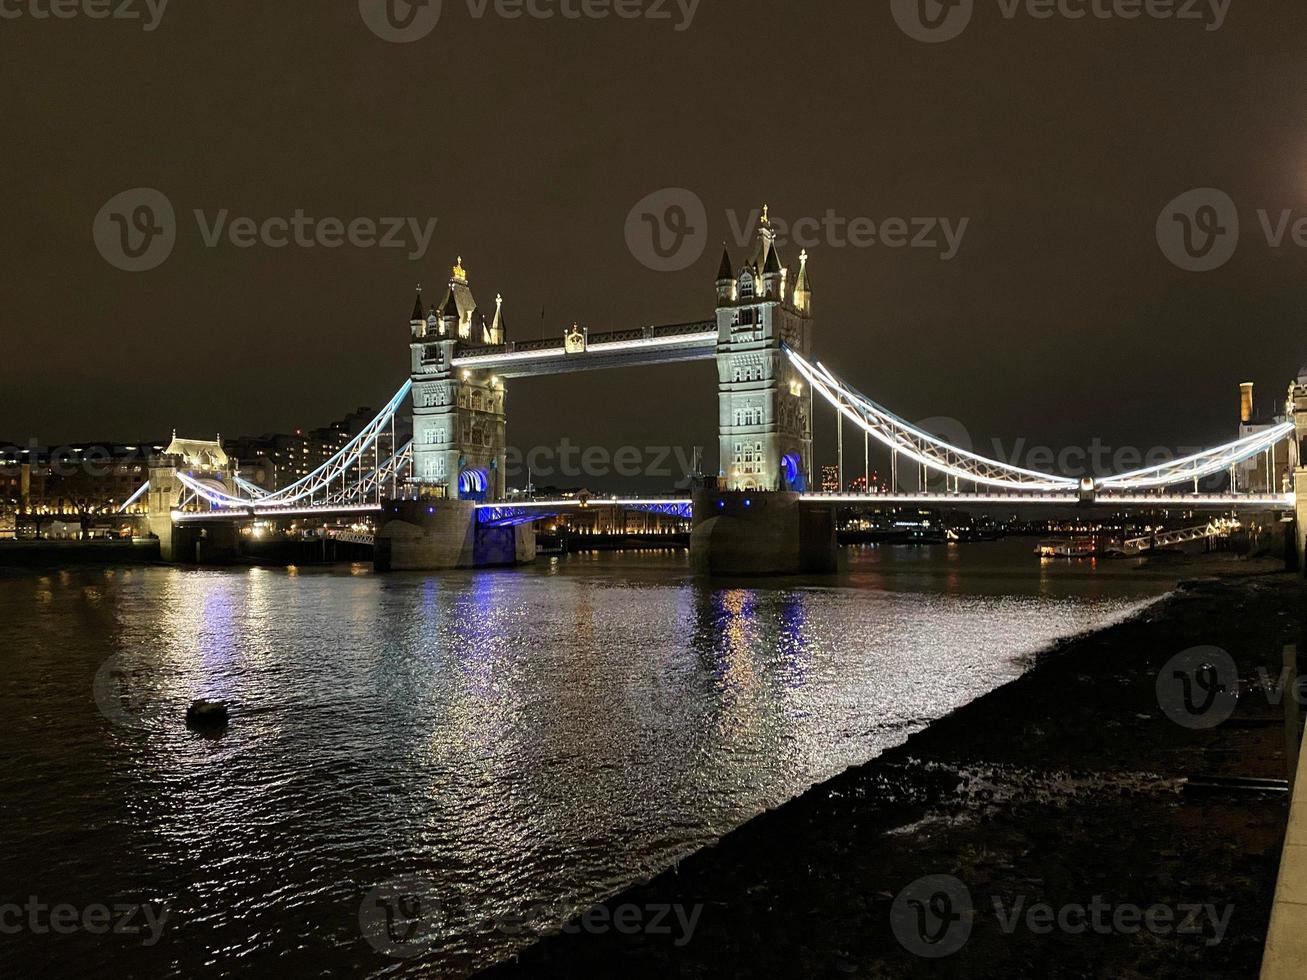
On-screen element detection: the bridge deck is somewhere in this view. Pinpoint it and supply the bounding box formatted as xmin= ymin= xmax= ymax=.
xmin=451 ymin=321 xmax=716 ymax=378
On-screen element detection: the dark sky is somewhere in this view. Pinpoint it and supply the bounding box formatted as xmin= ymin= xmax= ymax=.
xmin=4 ymin=1 xmax=1306 ymax=485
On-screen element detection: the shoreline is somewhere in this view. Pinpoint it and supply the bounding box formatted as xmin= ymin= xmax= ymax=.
xmin=480 ymin=566 xmax=1305 ymax=979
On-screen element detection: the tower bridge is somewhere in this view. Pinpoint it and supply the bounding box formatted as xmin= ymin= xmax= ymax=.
xmin=136 ymin=207 xmax=1307 ymax=574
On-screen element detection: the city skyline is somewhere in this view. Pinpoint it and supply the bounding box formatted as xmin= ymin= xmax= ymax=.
xmin=4 ymin=3 xmax=1306 ymax=463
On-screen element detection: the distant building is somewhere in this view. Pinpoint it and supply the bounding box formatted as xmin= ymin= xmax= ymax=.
xmin=0 ymin=440 xmax=165 ymax=535
xmin=820 ymin=464 xmax=840 ymax=493
xmin=1235 ymin=381 xmax=1293 ymax=493
xmin=226 ymin=405 xmax=404 ymax=492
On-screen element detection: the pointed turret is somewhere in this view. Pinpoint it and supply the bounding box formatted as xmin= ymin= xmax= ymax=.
xmin=490 ymin=293 xmax=506 ymax=345
xmin=410 ymin=286 xmax=426 ymax=337
xmin=762 ymin=234 xmax=784 ymax=298
xmin=793 ymin=249 xmax=812 ymax=315
xmin=716 ymin=244 xmax=737 ymax=304
xmin=437 ymin=291 xmax=455 ymax=339
xmin=436 ymin=255 xmax=478 ymax=341
xmin=717 ymin=244 xmax=734 ymax=282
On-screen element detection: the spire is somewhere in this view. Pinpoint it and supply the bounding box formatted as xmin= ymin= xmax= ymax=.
xmin=763 ymin=243 xmax=782 ymax=275
xmin=442 ymin=291 xmax=460 ymax=318
xmin=793 ymin=249 xmax=812 ymax=314
xmin=491 ymin=293 xmax=505 ymax=342
xmin=716 ymin=244 xmax=734 ymax=282
xmin=452 ymin=256 xmax=467 ymax=283
xmin=410 ymin=285 xmax=424 ymax=322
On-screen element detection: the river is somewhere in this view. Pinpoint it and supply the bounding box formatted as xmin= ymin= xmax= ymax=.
xmin=0 ymin=540 xmax=1181 ymax=977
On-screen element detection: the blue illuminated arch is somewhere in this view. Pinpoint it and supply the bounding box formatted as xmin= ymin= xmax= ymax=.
xmin=781 ymin=453 xmax=806 ymax=492
xmin=458 ymin=467 xmax=490 ymax=502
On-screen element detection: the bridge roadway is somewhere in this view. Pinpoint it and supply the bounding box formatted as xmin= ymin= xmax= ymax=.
xmin=450 ymin=321 xmax=718 ymax=378
xmin=168 ymin=490 xmax=1294 ymax=525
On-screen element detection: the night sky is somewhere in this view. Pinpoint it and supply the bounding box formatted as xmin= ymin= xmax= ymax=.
xmin=4 ymin=1 xmax=1306 ymax=486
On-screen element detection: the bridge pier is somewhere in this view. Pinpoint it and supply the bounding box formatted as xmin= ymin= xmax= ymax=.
xmin=374 ymin=499 xmax=536 ymax=572
xmin=689 ymin=490 xmax=837 ymax=576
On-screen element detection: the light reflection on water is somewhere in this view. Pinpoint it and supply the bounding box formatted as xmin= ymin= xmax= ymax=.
xmin=0 ymin=541 xmax=1177 ymax=978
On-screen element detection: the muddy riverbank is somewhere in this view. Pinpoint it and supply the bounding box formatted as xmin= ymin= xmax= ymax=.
xmin=481 ymin=568 xmax=1306 ymax=979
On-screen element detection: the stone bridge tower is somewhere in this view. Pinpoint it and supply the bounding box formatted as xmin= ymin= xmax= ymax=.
xmin=1289 ymin=368 xmax=1307 ymax=565
xmin=714 ymin=208 xmax=815 ymax=492
xmin=408 ymin=259 xmax=508 ymax=502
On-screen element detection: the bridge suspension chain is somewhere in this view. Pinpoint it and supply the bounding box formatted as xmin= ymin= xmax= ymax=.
xmin=787 ymin=346 xmax=1297 ymax=494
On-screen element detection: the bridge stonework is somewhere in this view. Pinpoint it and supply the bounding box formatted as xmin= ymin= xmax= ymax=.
xmin=714 ymin=215 xmax=815 ymax=493
xmin=1290 ymin=372 xmax=1307 ymax=568
xmin=408 ymin=261 xmax=508 ymax=503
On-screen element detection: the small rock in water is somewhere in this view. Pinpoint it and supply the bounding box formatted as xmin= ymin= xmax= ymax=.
xmin=186 ymin=699 xmax=229 ymax=731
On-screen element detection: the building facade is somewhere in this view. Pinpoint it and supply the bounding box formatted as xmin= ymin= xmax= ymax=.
xmin=714 ymin=211 xmax=815 ymax=492
xmin=1237 ymin=380 xmax=1294 ymax=493
xmin=409 ymin=259 xmax=509 ymax=501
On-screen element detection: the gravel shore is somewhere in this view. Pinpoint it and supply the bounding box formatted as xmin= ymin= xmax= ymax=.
xmin=480 ymin=568 xmax=1306 ymax=979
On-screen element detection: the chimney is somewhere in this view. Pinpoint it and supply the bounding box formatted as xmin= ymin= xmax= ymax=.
xmin=1240 ymin=382 xmax=1254 ymax=424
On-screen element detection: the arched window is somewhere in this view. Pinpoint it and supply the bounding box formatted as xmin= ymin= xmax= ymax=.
xmin=739 ymin=273 xmax=754 ymax=299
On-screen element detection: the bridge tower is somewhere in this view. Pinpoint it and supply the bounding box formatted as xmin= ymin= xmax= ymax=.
xmin=147 ymin=435 xmax=239 ymax=563
xmin=379 ymin=259 xmax=532 ymax=572
xmin=1289 ymin=368 xmax=1307 ymax=566
xmin=714 ymin=208 xmax=815 ymax=491
xmin=691 ymin=209 xmax=834 ymax=576
xmin=408 ymin=259 xmax=508 ymax=502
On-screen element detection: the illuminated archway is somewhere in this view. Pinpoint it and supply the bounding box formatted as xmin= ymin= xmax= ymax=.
xmin=458 ymin=467 xmax=490 ymax=502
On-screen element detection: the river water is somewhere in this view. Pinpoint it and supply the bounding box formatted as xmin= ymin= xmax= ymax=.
xmin=0 ymin=540 xmax=1180 ymax=977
